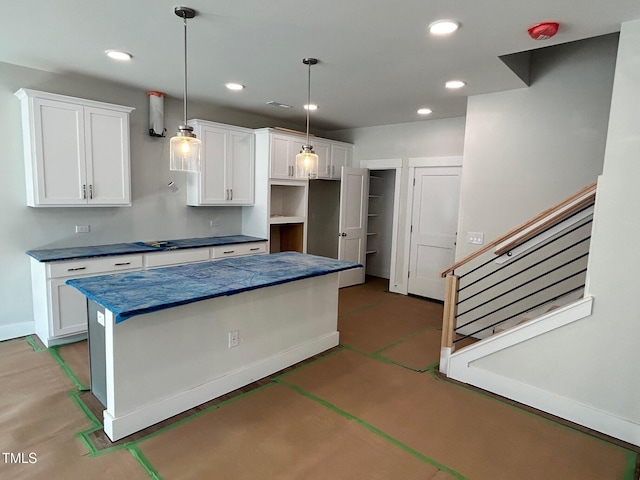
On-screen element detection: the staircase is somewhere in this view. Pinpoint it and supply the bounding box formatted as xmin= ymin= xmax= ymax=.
xmin=439 ymin=182 xmax=596 ymax=375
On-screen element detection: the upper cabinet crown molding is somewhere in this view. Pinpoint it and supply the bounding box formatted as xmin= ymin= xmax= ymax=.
xmin=15 ymin=88 xmax=134 ymax=207
xmin=186 ymin=119 xmax=255 ymax=206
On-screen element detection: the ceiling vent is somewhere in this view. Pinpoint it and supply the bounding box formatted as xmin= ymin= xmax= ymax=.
xmin=266 ymin=101 xmax=293 ymax=109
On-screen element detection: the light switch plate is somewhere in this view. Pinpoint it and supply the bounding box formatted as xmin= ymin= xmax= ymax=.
xmin=468 ymin=232 xmax=484 ymax=245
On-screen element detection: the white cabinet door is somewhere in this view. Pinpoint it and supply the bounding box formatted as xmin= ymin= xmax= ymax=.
xmin=228 ymin=129 xmax=254 ymax=204
xmin=270 ymin=134 xmax=295 ymax=179
xmin=16 ymin=89 xmax=133 ymax=207
xmin=330 ymin=144 xmax=351 ymax=179
xmin=84 ymin=107 xmax=131 ymax=205
xmin=196 ymin=125 xmax=228 ymax=204
xmin=187 ymin=121 xmax=255 ymax=205
xmin=32 ymin=97 xmax=86 ymax=205
xmin=49 ymin=279 xmax=90 ymax=337
xmin=312 ymin=140 xmax=331 ymax=179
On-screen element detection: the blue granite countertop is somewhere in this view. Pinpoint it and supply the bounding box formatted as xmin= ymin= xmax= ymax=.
xmin=66 ymin=252 xmax=361 ymax=323
xmin=26 ymin=235 xmax=267 ymax=262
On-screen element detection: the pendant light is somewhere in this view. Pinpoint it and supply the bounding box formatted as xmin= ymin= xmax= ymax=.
xmin=295 ymin=58 xmax=319 ymax=179
xmin=169 ymin=6 xmax=201 ymax=172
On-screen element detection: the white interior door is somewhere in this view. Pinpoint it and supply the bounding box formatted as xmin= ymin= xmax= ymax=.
xmin=338 ymin=167 xmax=369 ymax=287
xmin=408 ymin=167 xmax=461 ymax=300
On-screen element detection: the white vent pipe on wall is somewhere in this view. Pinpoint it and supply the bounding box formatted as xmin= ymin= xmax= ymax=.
xmin=147 ymin=91 xmax=166 ymax=137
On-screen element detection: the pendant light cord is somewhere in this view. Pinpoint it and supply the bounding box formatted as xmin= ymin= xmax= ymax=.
xmin=305 ymin=60 xmax=311 ymax=146
xmin=182 ymin=12 xmax=188 ymax=126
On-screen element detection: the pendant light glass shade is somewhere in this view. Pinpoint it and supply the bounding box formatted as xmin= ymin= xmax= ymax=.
xmin=170 ymin=126 xmax=201 ymax=172
xmin=295 ymin=58 xmax=319 ymax=179
xmin=296 ymin=146 xmax=318 ymax=179
xmin=170 ymin=6 xmax=201 ymax=172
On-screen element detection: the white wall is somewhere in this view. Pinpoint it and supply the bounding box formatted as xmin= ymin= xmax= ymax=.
xmin=456 ymin=34 xmax=618 ymax=260
xmin=0 ymin=62 xmax=306 ymax=340
xmin=459 ymin=26 xmax=640 ymax=444
xmin=333 ymin=117 xmax=466 ymax=293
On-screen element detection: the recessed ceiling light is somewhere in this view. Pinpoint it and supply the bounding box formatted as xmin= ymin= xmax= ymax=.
xmin=304 ymin=104 xmax=318 ymax=111
xmin=429 ymin=20 xmax=460 ymax=35
xmin=225 ymin=82 xmax=244 ymax=91
xmin=105 ymin=50 xmax=132 ymax=61
xmin=445 ymin=80 xmax=466 ymax=89
xmin=417 ymin=108 xmax=433 ymax=115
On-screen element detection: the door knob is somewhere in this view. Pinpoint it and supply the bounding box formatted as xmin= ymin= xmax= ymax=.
xmin=339 ymin=232 xmax=347 ymax=237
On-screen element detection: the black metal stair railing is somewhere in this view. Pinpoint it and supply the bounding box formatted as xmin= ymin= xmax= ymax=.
xmin=451 ymin=206 xmax=593 ymax=343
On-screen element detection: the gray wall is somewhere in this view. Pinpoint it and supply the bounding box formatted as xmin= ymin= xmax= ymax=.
xmin=333 ymin=117 xmax=466 ymax=160
xmin=456 ymin=34 xmax=618 ymax=260
xmin=0 ymin=62 xmax=306 ymax=338
xmin=471 ymin=20 xmax=640 ymax=444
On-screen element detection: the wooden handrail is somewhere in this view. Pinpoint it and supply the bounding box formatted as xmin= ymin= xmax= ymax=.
xmin=440 ymin=182 xmax=597 ymax=278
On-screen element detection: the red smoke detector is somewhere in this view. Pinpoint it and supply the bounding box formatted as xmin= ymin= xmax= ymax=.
xmin=528 ymin=22 xmax=559 ymax=40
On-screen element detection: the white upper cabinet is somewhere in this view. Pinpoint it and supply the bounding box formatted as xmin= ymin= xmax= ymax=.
xmin=329 ymin=143 xmax=352 ymax=179
xmin=15 ymin=89 xmax=134 ymax=207
xmin=187 ymin=120 xmax=255 ymax=206
xmin=257 ymin=128 xmax=352 ymax=180
xmin=269 ymin=132 xmax=297 ymax=179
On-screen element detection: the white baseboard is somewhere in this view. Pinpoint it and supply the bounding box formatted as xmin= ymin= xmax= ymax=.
xmin=445 ymin=296 xmax=640 ymax=446
xmin=0 ymin=321 xmax=35 ymax=342
xmin=104 ymin=332 xmax=339 ymax=441
xmin=453 ymin=367 xmax=640 ymax=447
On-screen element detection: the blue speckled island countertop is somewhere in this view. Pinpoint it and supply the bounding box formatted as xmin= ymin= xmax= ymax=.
xmin=26 ymin=235 xmax=267 ymax=262
xmin=66 ymin=252 xmax=361 ymax=323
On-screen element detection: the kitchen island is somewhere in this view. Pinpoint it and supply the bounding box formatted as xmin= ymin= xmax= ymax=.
xmin=66 ymin=252 xmax=360 ymax=441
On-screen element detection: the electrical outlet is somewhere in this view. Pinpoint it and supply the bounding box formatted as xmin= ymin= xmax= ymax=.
xmin=467 ymin=232 xmax=484 ymax=245
xmin=228 ymin=330 xmax=239 ymax=348
xmin=75 ymin=225 xmax=90 ymax=233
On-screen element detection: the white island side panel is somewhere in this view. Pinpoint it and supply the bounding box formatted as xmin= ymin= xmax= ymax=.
xmin=103 ymin=273 xmax=339 ymax=441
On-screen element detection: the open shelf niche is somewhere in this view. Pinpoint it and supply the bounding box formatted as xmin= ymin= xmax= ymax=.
xmin=269 ymin=181 xmax=308 ymax=253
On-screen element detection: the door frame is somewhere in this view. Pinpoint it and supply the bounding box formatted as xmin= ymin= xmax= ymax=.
xmin=403 ymin=156 xmax=463 ymax=295
xmin=357 ymin=156 xmax=462 ymax=296
xmin=359 ymin=159 xmax=403 ymax=291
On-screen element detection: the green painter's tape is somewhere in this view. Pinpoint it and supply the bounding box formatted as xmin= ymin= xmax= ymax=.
xmin=68 ymin=390 xmax=101 ymax=428
xmin=25 ymin=335 xmax=44 ymax=352
xmin=372 ymin=327 xmax=435 ymax=356
xmin=48 ymin=346 xmax=88 ymax=391
xmin=128 ymin=445 xmax=163 ymax=480
xmin=136 ymin=382 xmax=276 ymax=445
xmin=278 ymin=379 xmax=469 ymax=480
xmin=274 ymin=346 xmax=345 ymax=381
xmin=623 ymin=451 xmax=637 ymax=480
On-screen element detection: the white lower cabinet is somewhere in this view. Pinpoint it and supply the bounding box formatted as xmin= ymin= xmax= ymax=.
xmin=31 ymin=242 xmax=267 ymax=346
xmin=31 ymin=254 xmax=143 ymax=347
xmin=211 ymin=242 xmax=267 ymax=259
xmin=144 ymin=248 xmax=211 ymax=269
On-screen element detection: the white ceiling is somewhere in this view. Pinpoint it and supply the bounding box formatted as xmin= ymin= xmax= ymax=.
xmin=2 ymin=0 xmax=639 ymax=131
